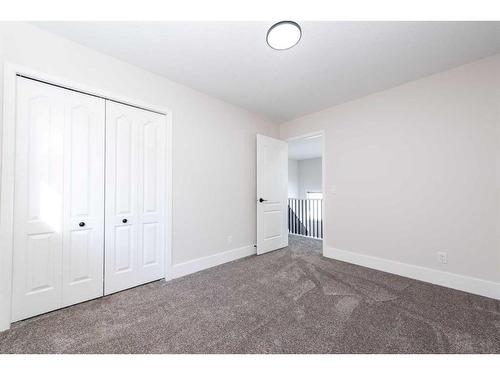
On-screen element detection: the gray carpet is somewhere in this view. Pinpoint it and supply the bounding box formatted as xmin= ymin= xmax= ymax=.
xmin=1 ymin=235 xmax=499 ymax=353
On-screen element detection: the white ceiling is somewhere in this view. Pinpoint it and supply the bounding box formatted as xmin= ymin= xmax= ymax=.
xmin=288 ymin=136 xmax=322 ymax=160
xmin=33 ymin=21 xmax=500 ymax=123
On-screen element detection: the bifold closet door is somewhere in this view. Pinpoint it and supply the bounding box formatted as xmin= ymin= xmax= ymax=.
xmin=12 ymin=77 xmax=105 ymax=322
xmin=105 ymin=101 xmax=166 ymax=295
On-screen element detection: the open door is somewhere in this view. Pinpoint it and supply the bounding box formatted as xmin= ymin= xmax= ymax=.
xmin=256 ymin=134 xmax=288 ymax=255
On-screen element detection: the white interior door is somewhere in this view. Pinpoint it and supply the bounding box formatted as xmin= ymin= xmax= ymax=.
xmin=12 ymin=77 xmax=105 ymax=322
xmin=256 ymin=134 xmax=288 ymax=255
xmin=105 ymin=101 xmax=166 ymax=295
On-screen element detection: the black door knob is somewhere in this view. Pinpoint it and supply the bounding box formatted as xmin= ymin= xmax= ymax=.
xmin=79 ymin=222 xmax=85 ymax=227
xmin=122 ymin=218 xmax=128 ymax=223
xmin=259 ymin=198 xmax=268 ymax=203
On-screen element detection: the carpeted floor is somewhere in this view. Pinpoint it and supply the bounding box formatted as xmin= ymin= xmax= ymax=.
xmin=1 ymin=235 xmax=499 ymax=354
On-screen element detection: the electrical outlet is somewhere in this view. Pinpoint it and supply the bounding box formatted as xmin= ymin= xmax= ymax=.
xmin=227 ymin=235 xmax=232 ymax=245
xmin=437 ymin=251 xmax=448 ymax=264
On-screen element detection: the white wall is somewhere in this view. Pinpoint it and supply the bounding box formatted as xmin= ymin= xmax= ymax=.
xmin=297 ymin=158 xmax=322 ymax=199
xmin=0 ymin=22 xmax=279 ymax=267
xmin=280 ymin=55 xmax=500 ymax=290
xmin=288 ymin=159 xmax=299 ymax=198
xmin=288 ymin=157 xmax=323 ymax=199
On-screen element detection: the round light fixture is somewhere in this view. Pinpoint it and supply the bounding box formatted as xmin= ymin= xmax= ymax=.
xmin=266 ymin=21 xmax=302 ymax=50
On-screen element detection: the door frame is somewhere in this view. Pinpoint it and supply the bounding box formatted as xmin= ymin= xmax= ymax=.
xmin=284 ymin=130 xmax=326 ymax=255
xmin=0 ymin=62 xmax=173 ymax=331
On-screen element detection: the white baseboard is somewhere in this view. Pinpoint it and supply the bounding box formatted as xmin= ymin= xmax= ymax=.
xmin=170 ymin=244 xmax=256 ymax=279
xmin=323 ymin=246 xmax=500 ymax=300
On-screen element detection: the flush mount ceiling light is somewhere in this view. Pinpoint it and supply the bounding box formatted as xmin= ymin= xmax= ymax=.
xmin=266 ymin=21 xmax=302 ymax=50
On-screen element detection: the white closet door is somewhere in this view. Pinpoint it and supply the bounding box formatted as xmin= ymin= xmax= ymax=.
xmin=105 ymin=101 xmax=166 ymax=295
xmin=61 ymin=87 xmax=105 ymax=306
xmin=12 ymin=78 xmax=65 ymax=321
xmin=12 ymin=77 xmax=105 ymax=321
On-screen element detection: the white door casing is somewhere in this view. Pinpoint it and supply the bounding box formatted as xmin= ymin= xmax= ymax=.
xmin=11 ymin=77 xmax=105 ymax=321
xmin=104 ymin=101 xmax=166 ymax=295
xmin=256 ymin=134 xmax=288 ymax=255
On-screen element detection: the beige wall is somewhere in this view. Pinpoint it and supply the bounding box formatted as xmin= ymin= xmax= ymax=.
xmin=0 ymin=22 xmax=279 ymax=265
xmin=280 ymin=54 xmax=500 ymax=283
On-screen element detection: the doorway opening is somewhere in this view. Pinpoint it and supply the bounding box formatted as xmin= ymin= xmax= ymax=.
xmin=287 ymin=133 xmax=323 ymax=240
